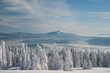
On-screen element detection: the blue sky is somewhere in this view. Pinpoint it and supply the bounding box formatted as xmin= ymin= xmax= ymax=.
xmin=0 ymin=0 xmax=110 ymax=36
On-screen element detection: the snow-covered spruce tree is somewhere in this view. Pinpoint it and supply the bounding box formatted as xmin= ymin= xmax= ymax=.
xmin=106 ymin=52 xmax=110 ymax=67
xmin=7 ymin=47 xmax=13 ymax=67
xmin=83 ymin=50 xmax=90 ymax=65
xmin=83 ymin=59 xmax=92 ymax=69
xmin=71 ymin=49 xmax=75 ymax=67
xmin=103 ymin=52 xmax=110 ymax=67
xmin=79 ymin=51 xmax=83 ymax=67
xmin=63 ymin=48 xmax=73 ymax=71
xmin=97 ymin=50 xmax=104 ymax=67
xmin=0 ymin=46 xmax=2 ymax=70
xmin=83 ymin=49 xmax=92 ymax=69
xmin=48 ymin=44 xmax=61 ymax=70
xmin=35 ymin=44 xmax=43 ymax=70
xmin=0 ymin=41 xmax=8 ymax=70
xmin=88 ymin=60 xmax=92 ymax=69
xmin=32 ymin=44 xmax=48 ymax=70
xmin=25 ymin=46 xmax=31 ymax=70
xmin=36 ymin=44 xmax=42 ymax=57
xmin=61 ymin=48 xmax=66 ymax=63
xmin=83 ymin=59 xmax=87 ymax=69
xmin=31 ymin=53 xmax=41 ymax=70
xmin=40 ymin=49 xmax=48 ymax=70
xmin=16 ymin=47 xmax=21 ymax=67
xmin=12 ymin=47 xmax=20 ymax=67
xmin=20 ymin=43 xmax=27 ymax=70
xmin=71 ymin=49 xmax=80 ymax=68
xmin=90 ymin=52 xmax=97 ymax=67
xmin=75 ymin=51 xmax=80 ymax=68
xmin=48 ymin=49 xmax=53 ymax=70
xmin=59 ymin=54 xmax=63 ymax=70
xmin=58 ymin=50 xmax=64 ymax=70
xmin=52 ymin=44 xmax=61 ymax=70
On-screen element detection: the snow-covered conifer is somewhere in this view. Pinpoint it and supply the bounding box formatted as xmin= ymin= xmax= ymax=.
xmin=20 ymin=43 xmax=27 ymax=70
xmin=97 ymin=50 xmax=104 ymax=67
xmin=83 ymin=59 xmax=87 ymax=69
xmin=1 ymin=41 xmax=8 ymax=69
xmin=40 ymin=49 xmax=48 ymax=70
xmin=73 ymin=50 xmax=80 ymax=67
xmin=79 ymin=51 xmax=83 ymax=67
xmin=7 ymin=49 xmax=13 ymax=67
xmin=31 ymin=54 xmax=41 ymax=70
xmin=48 ymin=44 xmax=61 ymax=70
xmin=63 ymin=49 xmax=73 ymax=71
xmin=88 ymin=60 xmax=92 ymax=69
xmin=90 ymin=52 xmax=97 ymax=67
xmin=0 ymin=46 xmax=2 ymax=70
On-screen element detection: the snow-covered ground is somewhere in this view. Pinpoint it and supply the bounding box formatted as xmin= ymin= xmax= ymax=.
xmin=0 ymin=68 xmax=110 ymax=73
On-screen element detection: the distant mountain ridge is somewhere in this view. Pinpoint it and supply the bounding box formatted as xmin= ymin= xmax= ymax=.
xmin=0 ymin=31 xmax=110 ymax=46
xmin=0 ymin=31 xmax=80 ymax=40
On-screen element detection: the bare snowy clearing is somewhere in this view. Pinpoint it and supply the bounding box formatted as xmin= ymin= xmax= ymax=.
xmin=0 ymin=68 xmax=110 ymax=73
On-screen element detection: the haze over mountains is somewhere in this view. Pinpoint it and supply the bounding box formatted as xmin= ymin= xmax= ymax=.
xmin=0 ymin=31 xmax=110 ymax=46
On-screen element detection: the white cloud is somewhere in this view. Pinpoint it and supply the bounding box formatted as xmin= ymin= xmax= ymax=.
xmin=3 ymin=0 xmax=71 ymax=18
xmin=3 ymin=0 xmax=35 ymax=14
xmin=1 ymin=0 xmax=110 ymax=36
xmin=1 ymin=0 xmax=72 ymax=28
xmin=81 ymin=12 xmax=110 ymax=19
xmin=0 ymin=21 xmax=21 ymax=28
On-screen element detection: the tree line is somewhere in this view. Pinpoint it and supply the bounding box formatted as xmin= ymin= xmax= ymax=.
xmin=0 ymin=41 xmax=110 ymax=71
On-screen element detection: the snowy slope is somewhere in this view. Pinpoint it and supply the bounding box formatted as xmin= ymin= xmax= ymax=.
xmin=0 ymin=68 xmax=110 ymax=73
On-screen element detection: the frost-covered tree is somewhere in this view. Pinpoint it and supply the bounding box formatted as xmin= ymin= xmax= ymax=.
xmin=25 ymin=46 xmax=31 ymax=70
xmin=0 ymin=46 xmax=2 ymax=70
xmin=20 ymin=43 xmax=27 ymax=70
xmin=36 ymin=44 xmax=48 ymax=70
xmin=83 ymin=59 xmax=87 ymax=69
xmin=31 ymin=54 xmax=41 ymax=70
xmin=83 ymin=59 xmax=92 ymax=69
xmin=59 ymin=55 xmax=63 ymax=69
xmin=52 ymin=44 xmax=61 ymax=70
xmin=103 ymin=52 xmax=110 ymax=67
xmin=97 ymin=50 xmax=104 ymax=67
xmin=0 ymin=41 xmax=8 ymax=69
xmin=48 ymin=44 xmax=61 ymax=70
xmin=48 ymin=49 xmax=53 ymax=70
xmin=72 ymin=49 xmax=80 ymax=67
xmin=79 ymin=51 xmax=83 ymax=67
xmin=83 ymin=49 xmax=90 ymax=66
xmin=63 ymin=49 xmax=73 ymax=71
xmin=106 ymin=52 xmax=110 ymax=67
xmin=40 ymin=49 xmax=48 ymax=70
xmin=83 ymin=50 xmax=92 ymax=69
xmin=90 ymin=52 xmax=97 ymax=67
xmin=7 ymin=48 xmax=13 ymax=67
xmin=12 ymin=47 xmax=20 ymax=67
xmin=88 ymin=60 xmax=92 ymax=69
xmin=36 ymin=44 xmax=42 ymax=57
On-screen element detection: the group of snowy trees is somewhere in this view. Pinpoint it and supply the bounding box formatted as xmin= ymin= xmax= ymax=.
xmin=0 ymin=41 xmax=110 ymax=70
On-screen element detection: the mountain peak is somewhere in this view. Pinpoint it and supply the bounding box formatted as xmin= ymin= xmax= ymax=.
xmin=46 ymin=31 xmax=64 ymax=35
